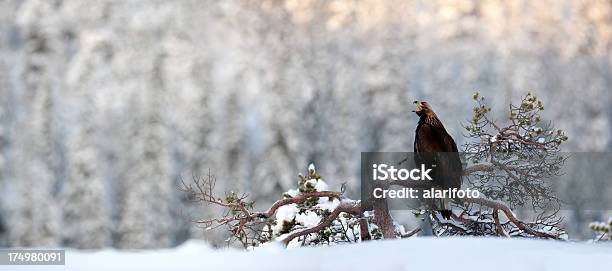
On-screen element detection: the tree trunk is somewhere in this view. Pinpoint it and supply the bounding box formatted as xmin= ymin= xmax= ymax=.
xmin=359 ymin=217 xmax=371 ymax=241
xmin=373 ymin=199 xmax=395 ymax=239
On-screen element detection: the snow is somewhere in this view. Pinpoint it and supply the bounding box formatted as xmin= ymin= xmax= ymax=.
xmin=272 ymin=204 xmax=299 ymax=234
xmin=285 ymin=189 xmax=299 ymax=198
xmin=5 ymin=238 xmax=611 ymax=271
xmin=275 ymin=204 xmax=298 ymax=222
xmin=295 ymin=211 xmax=321 ymax=228
xmin=317 ymin=197 xmax=341 ymax=211
xmin=314 ymin=180 xmax=329 ymax=192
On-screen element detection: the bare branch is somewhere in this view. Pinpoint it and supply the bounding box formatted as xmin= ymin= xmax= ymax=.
xmin=461 ymin=197 xmax=560 ymax=239
xmin=401 ymin=227 xmax=421 ymax=238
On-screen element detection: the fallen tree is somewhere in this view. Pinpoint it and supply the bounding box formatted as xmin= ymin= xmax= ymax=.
xmin=180 ymin=92 xmax=568 ymax=247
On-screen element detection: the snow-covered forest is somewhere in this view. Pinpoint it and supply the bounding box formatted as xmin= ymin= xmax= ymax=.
xmin=0 ymin=0 xmax=611 ymax=250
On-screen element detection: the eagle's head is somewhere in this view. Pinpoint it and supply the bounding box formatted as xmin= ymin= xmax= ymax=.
xmin=413 ymin=101 xmax=433 ymax=117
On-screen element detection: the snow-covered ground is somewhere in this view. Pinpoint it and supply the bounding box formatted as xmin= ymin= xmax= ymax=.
xmin=4 ymin=238 xmax=611 ymax=271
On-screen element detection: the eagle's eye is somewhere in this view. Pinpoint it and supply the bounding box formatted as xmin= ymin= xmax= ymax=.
xmin=413 ymin=101 xmax=418 ymax=104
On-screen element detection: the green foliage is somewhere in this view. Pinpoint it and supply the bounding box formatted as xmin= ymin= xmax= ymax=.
xmin=590 ymin=218 xmax=612 ymax=241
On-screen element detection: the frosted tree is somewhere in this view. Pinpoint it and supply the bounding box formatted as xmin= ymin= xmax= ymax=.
xmin=61 ymin=119 xmax=110 ymax=248
xmin=159 ymin=1 xmax=220 ymax=180
xmin=60 ymin=31 xmax=114 ymax=248
xmin=116 ymin=48 xmax=175 ymax=248
xmin=5 ymin=0 xmax=68 ymax=247
xmin=0 ymin=0 xmax=22 ymax=245
xmin=145 ymin=1 xmax=250 ymax=242
xmin=108 ymin=4 xmax=181 ymax=247
xmin=159 ymin=28 xmax=220 ymax=241
xmin=116 ymin=95 xmax=174 ymax=248
xmin=236 ymin=1 xmax=307 ymax=200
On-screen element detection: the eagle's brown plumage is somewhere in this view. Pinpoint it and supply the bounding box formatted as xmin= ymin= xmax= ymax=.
xmin=413 ymin=101 xmax=462 ymax=219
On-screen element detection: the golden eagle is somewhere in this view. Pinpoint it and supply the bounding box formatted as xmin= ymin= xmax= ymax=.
xmin=413 ymin=101 xmax=462 ymax=219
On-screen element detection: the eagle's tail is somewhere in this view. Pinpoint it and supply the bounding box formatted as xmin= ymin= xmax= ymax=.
xmin=439 ymin=198 xmax=452 ymax=219
xmin=439 ymin=210 xmax=452 ymax=220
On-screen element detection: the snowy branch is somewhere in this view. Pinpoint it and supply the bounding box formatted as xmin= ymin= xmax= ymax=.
xmin=281 ymin=200 xmax=361 ymax=246
xmin=254 ymin=191 xmax=343 ymax=220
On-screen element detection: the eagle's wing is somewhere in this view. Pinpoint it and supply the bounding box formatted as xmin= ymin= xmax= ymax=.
xmin=428 ymin=124 xmax=458 ymax=152
xmin=415 ymin=123 xmax=462 ymax=188
xmin=433 ymin=126 xmax=463 ymax=189
xmin=415 ymin=123 xmax=447 ymax=152
xmin=414 ymin=123 xmax=443 ymax=182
